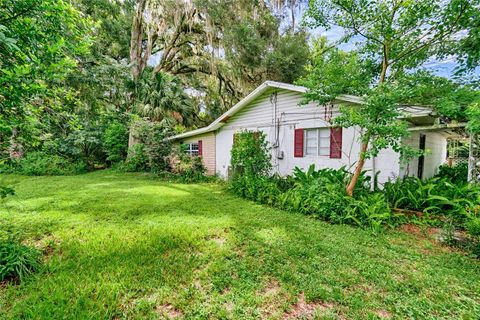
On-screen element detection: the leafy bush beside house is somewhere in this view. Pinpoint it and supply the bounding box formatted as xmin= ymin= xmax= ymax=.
xmin=230 ymin=130 xmax=272 ymax=178
xmin=229 ymin=131 xmax=394 ymax=230
xmin=122 ymin=120 xmax=209 ymax=181
xmin=434 ymin=163 xmax=469 ymax=184
xmin=229 ymin=130 xmax=480 ymax=236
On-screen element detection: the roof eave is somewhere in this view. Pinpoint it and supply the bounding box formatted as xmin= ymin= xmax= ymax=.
xmin=169 ymin=81 xmax=363 ymax=141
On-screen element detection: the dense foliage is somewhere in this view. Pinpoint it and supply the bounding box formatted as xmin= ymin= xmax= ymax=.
xmin=230 ymin=130 xmax=272 ymax=178
xmin=383 ymin=176 xmax=480 ymax=222
xmin=434 ymin=163 xmax=469 ymax=185
xmin=1 ymin=0 xmax=310 ymax=176
xmin=302 ymin=0 xmax=480 ymax=195
xmin=229 ymin=132 xmax=480 ymax=238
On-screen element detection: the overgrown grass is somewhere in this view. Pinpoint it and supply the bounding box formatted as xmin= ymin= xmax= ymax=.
xmin=0 ymin=171 xmax=479 ymax=319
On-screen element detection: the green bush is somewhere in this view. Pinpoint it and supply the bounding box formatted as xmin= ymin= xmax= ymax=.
xmin=14 ymin=152 xmax=87 ymax=176
xmin=0 ymin=185 xmax=14 ymax=199
xmin=126 ymin=120 xmax=173 ymax=173
xmin=123 ymin=144 xmax=149 ymax=172
xmin=466 ymin=217 xmax=480 ymax=257
xmin=230 ymin=130 xmax=271 ymax=178
xmin=103 ymin=123 xmax=128 ymax=163
xmin=278 ymin=165 xmax=392 ymax=230
xmin=0 ymin=240 xmax=41 ymax=282
xmin=466 ymin=217 xmax=480 ymax=237
xmin=173 ymin=156 xmax=207 ymax=182
xmin=230 ymin=164 xmax=394 ymax=230
xmin=435 ymin=163 xmax=468 ymax=184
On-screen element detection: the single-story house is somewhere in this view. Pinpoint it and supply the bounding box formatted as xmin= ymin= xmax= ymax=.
xmin=170 ymin=81 xmax=460 ymax=184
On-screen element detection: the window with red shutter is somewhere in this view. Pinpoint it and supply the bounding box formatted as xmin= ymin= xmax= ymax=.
xmin=198 ymin=140 xmax=203 ymax=157
xmin=329 ymin=127 xmax=342 ymax=158
xmin=294 ymin=128 xmax=304 ymax=157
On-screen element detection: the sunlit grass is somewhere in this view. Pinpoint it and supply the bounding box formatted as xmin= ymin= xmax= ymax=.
xmin=0 ymin=171 xmax=479 ymax=319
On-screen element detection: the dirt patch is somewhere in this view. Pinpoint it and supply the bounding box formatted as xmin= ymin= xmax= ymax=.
xmin=212 ymin=237 xmax=226 ymax=246
xmin=375 ymin=309 xmax=392 ymax=319
xmin=205 ymin=235 xmax=227 ymax=246
xmin=28 ymin=235 xmax=61 ymax=258
xmin=262 ymin=279 xmax=281 ymax=296
xmin=283 ymin=292 xmax=335 ymax=319
xmin=399 ymin=224 xmax=443 ymax=239
xmin=155 ymin=304 xmax=183 ymax=318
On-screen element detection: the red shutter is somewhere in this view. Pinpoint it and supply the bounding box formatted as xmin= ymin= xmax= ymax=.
xmin=330 ymin=127 xmax=342 ymax=158
xmin=294 ymin=128 xmax=304 ymax=157
xmin=198 ymin=140 xmax=203 ymax=157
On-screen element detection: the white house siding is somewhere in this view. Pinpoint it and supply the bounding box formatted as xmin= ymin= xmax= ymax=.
xmin=400 ymin=131 xmax=447 ymax=179
xmin=182 ymin=132 xmax=216 ymax=175
xmin=215 ymin=88 xmax=401 ymax=184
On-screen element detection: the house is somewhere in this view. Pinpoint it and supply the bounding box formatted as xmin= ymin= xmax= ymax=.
xmin=170 ymin=81 xmax=457 ymax=184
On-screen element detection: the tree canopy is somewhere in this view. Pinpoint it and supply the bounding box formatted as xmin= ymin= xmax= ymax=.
xmin=1 ymin=0 xmax=479 ymax=178
xmin=302 ymin=0 xmax=480 ymax=195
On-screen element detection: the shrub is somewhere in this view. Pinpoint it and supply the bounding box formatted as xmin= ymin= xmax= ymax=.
xmin=230 ymin=130 xmax=271 ymax=178
xmin=0 ymin=185 xmax=14 ymax=199
xmin=0 ymin=240 xmax=41 ymax=282
xmin=466 ymin=217 xmax=480 ymax=257
xmin=128 ymin=119 xmax=173 ymax=173
xmin=103 ymin=123 xmax=128 ymax=163
xmin=173 ymin=156 xmax=207 ymax=182
xmin=435 ymin=163 xmax=468 ymax=184
xmin=123 ymin=144 xmax=149 ymax=172
xmin=278 ymin=165 xmax=392 ymax=229
xmin=15 ymin=152 xmax=87 ymax=176
xmin=65 ymin=126 xmax=105 ymax=170
xmin=230 ymin=164 xmax=394 ymax=230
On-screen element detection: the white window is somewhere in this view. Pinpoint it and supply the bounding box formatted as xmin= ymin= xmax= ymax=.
xmin=304 ymin=128 xmax=330 ymax=156
xmin=186 ymin=143 xmax=199 ymax=156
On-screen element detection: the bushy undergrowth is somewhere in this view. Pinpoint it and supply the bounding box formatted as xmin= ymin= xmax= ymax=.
xmin=0 ymin=187 xmax=41 ymax=283
xmin=434 ymin=163 xmax=468 ymax=184
xmin=383 ymin=176 xmax=480 ymax=222
xmin=230 ymin=165 xmax=395 ymax=231
xmin=229 ymin=131 xmax=479 ymax=235
xmin=1 ymin=152 xmax=87 ymax=176
xmin=466 ymin=217 xmax=480 ymax=256
xmin=171 ymin=155 xmax=207 ymax=182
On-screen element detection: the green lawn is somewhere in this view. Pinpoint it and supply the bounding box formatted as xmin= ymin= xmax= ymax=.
xmin=0 ymin=171 xmax=479 ymax=319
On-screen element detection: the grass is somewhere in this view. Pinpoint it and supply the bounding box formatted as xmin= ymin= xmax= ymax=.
xmin=0 ymin=171 xmax=479 ymax=319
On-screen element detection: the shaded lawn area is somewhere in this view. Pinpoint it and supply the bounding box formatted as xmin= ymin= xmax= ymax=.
xmin=0 ymin=171 xmax=479 ymax=319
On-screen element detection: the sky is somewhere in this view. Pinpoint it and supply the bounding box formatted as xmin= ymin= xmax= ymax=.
xmin=315 ymin=25 xmax=480 ymax=80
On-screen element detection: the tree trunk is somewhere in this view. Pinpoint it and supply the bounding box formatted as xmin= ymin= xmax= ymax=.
xmin=346 ymin=141 xmax=368 ymax=196
xmin=128 ymin=0 xmax=147 ymax=148
xmin=346 ymin=44 xmax=388 ymax=196
xmin=129 ymin=0 xmax=147 ymax=80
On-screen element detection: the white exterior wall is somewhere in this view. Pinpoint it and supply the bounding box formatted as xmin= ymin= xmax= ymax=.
xmin=400 ymin=131 xmax=447 ymax=179
xmin=215 ymin=89 xmax=401 ymax=184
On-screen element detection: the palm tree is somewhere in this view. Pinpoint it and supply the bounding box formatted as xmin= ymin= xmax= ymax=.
xmin=135 ymin=71 xmax=195 ymax=126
